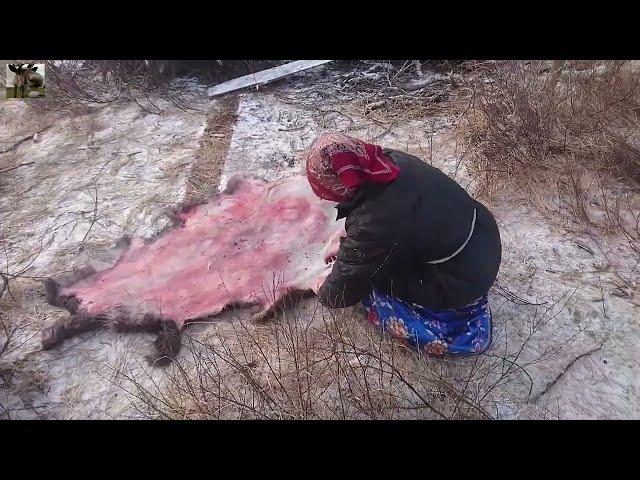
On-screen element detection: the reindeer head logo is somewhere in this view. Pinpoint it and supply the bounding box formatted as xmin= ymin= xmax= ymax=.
xmin=8 ymin=63 xmax=44 ymax=98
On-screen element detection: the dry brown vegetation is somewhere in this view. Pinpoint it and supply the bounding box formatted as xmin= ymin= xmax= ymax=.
xmin=37 ymin=60 xmax=283 ymax=114
xmin=460 ymin=60 xmax=640 ymax=303
xmin=463 ymin=61 xmax=640 ymax=235
xmin=186 ymin=96 xmax=239 ymax=203
xmin=0 ymin=278 xmax=50 ymax=419
xmin=105 ymin=281 xmax=579 ymax=420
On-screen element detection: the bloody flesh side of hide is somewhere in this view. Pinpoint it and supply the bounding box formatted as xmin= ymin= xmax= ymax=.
xmin=43 ymin=175 xmax=346 ymax=363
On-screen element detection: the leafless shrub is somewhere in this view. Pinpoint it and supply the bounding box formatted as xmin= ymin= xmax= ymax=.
xmin=36 ymin=60 xmax=286 ymax=115
xmin=465 ymin=61 xmax=640 ymax=201
xmin=463 ymin=60 xmax=640 ymax=272
xmin=0 ymin=297 xmax=50 ymax=419
xmin=105 ymin=282 xmax=579 ymax=420
xmin=0 ymin=232 xmax=52 ymax=419
xmin=36 ymin=60 xmax=162 ymax=113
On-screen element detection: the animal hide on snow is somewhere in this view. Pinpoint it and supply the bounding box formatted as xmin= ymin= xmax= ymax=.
xmin=43 ymin=175 xmax=346 ymax=365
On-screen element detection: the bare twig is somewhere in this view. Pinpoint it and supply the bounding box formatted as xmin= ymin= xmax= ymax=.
xmin=0 ymin=125 xmax=52 ymax=155
xmin=81 ymin=185 xmax=99 ymax=243
xmin=0 ymin=273 xmax=16 ymax=302
xmin=531 ymin=344 xmax=603 ymax=402
xmin=0 ymin=162 xmax=35 ymax=175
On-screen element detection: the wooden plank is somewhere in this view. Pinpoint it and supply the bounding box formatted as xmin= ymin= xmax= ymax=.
xmin=207 ymin=60 xmax=332 ymax=97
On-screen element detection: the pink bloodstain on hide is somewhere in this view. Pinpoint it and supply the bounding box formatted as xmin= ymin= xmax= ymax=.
xmin=60 ymin=176 xmax=346 ymax=327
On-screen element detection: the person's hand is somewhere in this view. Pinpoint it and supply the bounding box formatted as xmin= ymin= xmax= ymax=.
xmin=324 ymin=228 xmax=346 ymax=264
xmin=313 ymin=262 xmax=333 ymax=294
xmin=325 ymin=254 xmax=337 ymax=265
xmin=315 ymin=228 xmax=344 ymax=294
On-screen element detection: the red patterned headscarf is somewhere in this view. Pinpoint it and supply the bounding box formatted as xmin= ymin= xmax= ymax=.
xmin=305 ymin=132 xmax=400 ymax=202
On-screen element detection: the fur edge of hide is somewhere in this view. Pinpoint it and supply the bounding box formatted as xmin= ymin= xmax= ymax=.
xmin=38 ymin=175 xmax=292 ymax=366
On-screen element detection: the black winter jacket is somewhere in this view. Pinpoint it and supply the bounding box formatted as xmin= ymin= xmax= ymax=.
xmin=317 ymin=149 xmax=502 ymax=310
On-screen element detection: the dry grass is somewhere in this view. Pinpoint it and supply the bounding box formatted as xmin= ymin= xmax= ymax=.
xmin=0 ymin=276 xmax=51 ymax=419
xmin=33 ymin=61 xmax=283 ymax=115
xmin=103 ymin=284 xmax=579 ymax=420
xmin=463 ymin=61 xmax=640 ymax=220
xmin=185 ymin=96 xmax=239 ymax=203
xmin=45 ymin=61 xmax=162 ymax=106
xmin=461 ymin=61 xmax=640 ymax=297
xmin=345 ymin=61 xmax=478 ymax=122
xmin=26 ymin=61 xmax=202 ymax=116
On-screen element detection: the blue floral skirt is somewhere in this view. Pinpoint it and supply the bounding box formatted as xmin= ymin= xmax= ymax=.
xmin=361 ymin=289 xmax=493 ymax=356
